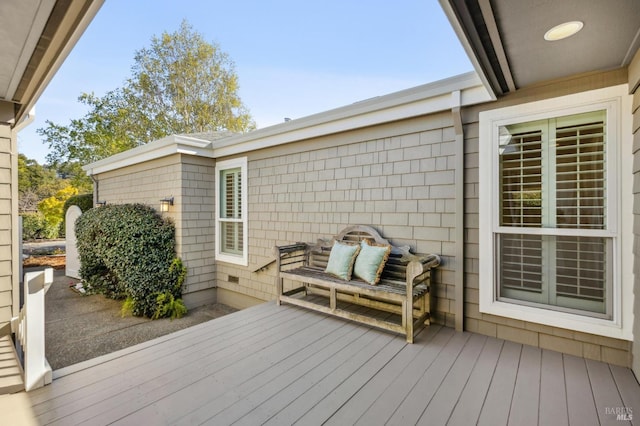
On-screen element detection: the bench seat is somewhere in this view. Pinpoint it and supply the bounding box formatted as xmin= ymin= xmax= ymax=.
xmin=274 ymin=225 xmax=441 ymax=343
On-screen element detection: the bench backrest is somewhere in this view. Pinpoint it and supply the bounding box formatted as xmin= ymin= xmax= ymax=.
xmin=308 ymin=225 xmax=415 ymax=283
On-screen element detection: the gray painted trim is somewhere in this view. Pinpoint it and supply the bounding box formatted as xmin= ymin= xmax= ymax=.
xmin=452 ymin=91 xmax=465 ymax=332
xmin=478 ymin=0 xmax=516 ymax=92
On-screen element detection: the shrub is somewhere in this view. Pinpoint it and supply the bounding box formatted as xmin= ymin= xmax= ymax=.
xmin=38 ymin=186 xmax=79 ymax=238
xmin=63 ymin=193 xmax=94 ymax=214
xmin=21 ymin=212 xmax=59 ymax=240
xmin=76 ymin=203 xmax=186 ymax=318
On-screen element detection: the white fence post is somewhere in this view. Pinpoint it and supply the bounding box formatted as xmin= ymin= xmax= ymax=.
xmin=14 ymin=268 xmax=53 ymax=391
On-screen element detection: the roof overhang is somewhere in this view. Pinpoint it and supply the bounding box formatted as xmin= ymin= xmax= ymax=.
xmin=0 ymin=0 xmax=104 ymax=127
xmin=440 ymin=0 xmax=640 ymax=96
xmin=82 ymin=134 xmax=216 ymax=176
xmin=84 ymin=72 xmax=493 ymax=175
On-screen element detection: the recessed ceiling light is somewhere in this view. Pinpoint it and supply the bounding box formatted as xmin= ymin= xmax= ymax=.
xmin=544 ymin=21 xmax=584 ymax=41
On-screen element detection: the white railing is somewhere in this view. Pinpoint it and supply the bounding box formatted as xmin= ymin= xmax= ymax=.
xmin=11 ymin=268 xmax=53 ymax=391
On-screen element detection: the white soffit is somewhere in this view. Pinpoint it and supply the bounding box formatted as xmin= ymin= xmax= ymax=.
xmin=0 ymin=0 xmax=55 ymax=100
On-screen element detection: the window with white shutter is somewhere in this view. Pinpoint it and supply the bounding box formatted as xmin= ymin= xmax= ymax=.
xmin=478 ymin=86 xmax=636 ymax=340
xmin=215 ymin=157 xmax=248 ymax=265
xmin=496 ymin=111 xmax=611 ymax=316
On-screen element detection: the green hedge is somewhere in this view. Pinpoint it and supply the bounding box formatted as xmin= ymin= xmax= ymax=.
xmin=21 ymin=212 xmax=59 ymax=240
xmin=63 ymin=193 xmax=94 ymax=214
xmin=75 ymin=203 xmax=186 ymax=318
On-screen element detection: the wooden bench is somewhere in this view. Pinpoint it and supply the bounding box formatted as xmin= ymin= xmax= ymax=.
xmin=274 ymin=225 xmax=441 ymax=343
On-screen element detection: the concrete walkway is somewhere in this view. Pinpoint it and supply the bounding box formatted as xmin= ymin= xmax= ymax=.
xmin=41 ymin=268 xmax=236 ymax=370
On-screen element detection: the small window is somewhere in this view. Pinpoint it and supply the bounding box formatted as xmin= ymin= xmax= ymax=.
xmin=215 ymin=157 xmax=247 ymax=265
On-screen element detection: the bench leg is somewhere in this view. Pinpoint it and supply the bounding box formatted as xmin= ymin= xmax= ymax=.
xmin=424 ymin=292 xmax=430 ymax=325
xmin=405 ymin=299 xmax=414 ymax=344
xmin=276 ymin=276 xmax=283 ymax=306
xmin=330 ymin=287 xmax=337 ymax=311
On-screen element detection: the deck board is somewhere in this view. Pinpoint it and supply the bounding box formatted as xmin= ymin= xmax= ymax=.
xmin=35 ymin=304 xmax=311 ymax=424
xmin=210 ymin=326 xmax=384 ymax=425
xmin=342 ymin=326 xmax=455 ymax=425
xmin=446 ymin=336 xmax=503 ymax=426
xmin=291 ymin=331 xmax=408 ymax=425
xmin=176 ymin=320 xmax=362 ymax=425
xmin=124 ymin=313 xmax=357 ymax=425
xmin=384 ymin=331 xmax=472 ymax=425
xmin=416 ymin=333 xmax=488 ymax=425
xmin=586 ymin=360 xmax=632 ymax=426
xmin=610 ymin=364 xmax=640 ymax=423
xmin=323 ymin=325 xmax=447 ymax=426
xmin=508 ymin=345 xmax=541 ymax=426
xmin=477 ymin=340 xmax=522 ymax=426
xmin=236 ymin=331 xmax=395 ymax=425
xmin=51 ymin=306 xmax=321 ymax=425
xmin=564 ymin=355 xmax=599 ymax=426
xmin=539 ymin=350 xmax=569 ymax=426
xmin=16 ymin=301 xmax=640 ymax=426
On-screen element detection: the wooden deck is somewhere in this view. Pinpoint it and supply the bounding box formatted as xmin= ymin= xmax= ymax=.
xmin=5 ymin=301 xmax=640 ymax=425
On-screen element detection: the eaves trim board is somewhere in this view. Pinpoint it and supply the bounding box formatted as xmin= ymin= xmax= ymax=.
xmin=84 ymin=72 xmax=492 ymax=175
xmin=15 ymin=1 xmax=104 ymax=126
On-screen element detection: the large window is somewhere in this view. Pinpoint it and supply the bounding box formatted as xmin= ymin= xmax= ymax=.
xmin=497 ymin=111 xmax=611 ymax=316
xmin=479 ymin=86 xmax=633 ymax=340
xmin=215 ymin=157 xmax=248 ymax=265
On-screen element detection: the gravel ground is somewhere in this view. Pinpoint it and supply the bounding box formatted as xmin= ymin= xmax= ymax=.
xmin=41 ymin=268 xmax=236 ymax=370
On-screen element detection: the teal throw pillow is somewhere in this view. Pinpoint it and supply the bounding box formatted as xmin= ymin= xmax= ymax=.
xmin=353 ymin=239 xmax=391 ymax=285
xmin=325 ymin=240 xmax=361 ymax=280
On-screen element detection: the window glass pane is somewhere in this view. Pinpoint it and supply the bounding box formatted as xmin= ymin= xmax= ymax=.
xmin=496 ymin=110 xmax=609 ymax=318
xmin=499 ymin=234 xmax=543 ymax=293
xmin=221 ymin=221 xmax=243 ymax=255
xmin=499 ymin=128 xmax=542 ymax=227
xmin=556 ymin=236 xmax=606 ymax=310
xmin=221 ymin=167 xmax=241 ymax=219
xmin=555 ymin=116 xmax=606 ymax=229
xmin=498 ymin=234 xmax=609 ymax=315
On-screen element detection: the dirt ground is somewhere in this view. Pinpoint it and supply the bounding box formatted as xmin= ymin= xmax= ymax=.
xmin=38 ymin=267 xmax=236 ymax=370
xmin=23 ymin=255 xmax=66 ymax=270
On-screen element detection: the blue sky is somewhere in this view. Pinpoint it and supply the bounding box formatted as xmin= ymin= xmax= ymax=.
xmin=18 ymin=0 xmax=472 ymax=164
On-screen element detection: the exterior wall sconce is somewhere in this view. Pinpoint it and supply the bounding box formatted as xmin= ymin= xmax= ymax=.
xmin=160 ymin=196 xmax=174 ymax=212
xmin=95 ymin=200 xmax=106 ymax=208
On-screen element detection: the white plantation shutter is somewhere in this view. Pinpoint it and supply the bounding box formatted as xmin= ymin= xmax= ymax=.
xmin=555 ymin=119 xmax=606 ymax=230
xmin=500 ymin=129 xmax=543 ymax=227
xmin=497 ymin=111 xmax=610 ymax=316
xmin=220 ymin=167 xmax=243 ymax=254
xmin=555 ymin=236 xmax=608 ymax=313
xmin=499 ymin=234 xmax=543 ymax=294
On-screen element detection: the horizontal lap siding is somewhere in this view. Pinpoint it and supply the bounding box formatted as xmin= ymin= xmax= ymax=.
xmin=95 ymin=154 xmax=216 ymax=304
xmin=218 ymin=113 xmax=459 ymax=326
xmin=462 ymin=69 xmax=632 ymax=366
xmin=630 ymin=46 xmax=640 ymax=377
xmin=0 ymin=124 xmax=13 ymax=326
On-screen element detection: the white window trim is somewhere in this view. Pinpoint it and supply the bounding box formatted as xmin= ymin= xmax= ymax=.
xmin=479 ymin=85 xmax=633 ymax=340
xmin=215 ymin=157 xmax=248 ymax=266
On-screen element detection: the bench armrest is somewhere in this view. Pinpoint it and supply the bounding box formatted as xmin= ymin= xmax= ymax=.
xmin=406 ymin=254 xmax=441 ymax=287
xmin=274 ymin=242 xmax=308 ymax=255
xmin=273 ymin=243 xmax=309 ymax=271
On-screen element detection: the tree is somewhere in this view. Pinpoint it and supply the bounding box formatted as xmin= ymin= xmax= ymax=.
xmin=38 ymin=185 xmax=79 ymax=237
xmin=39 ymin=20 xmax=254 ymax=166
xmin=18 ymin=154 xmax=65 ymax=212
